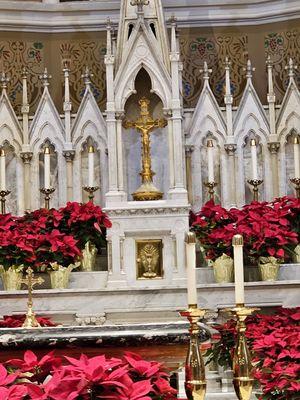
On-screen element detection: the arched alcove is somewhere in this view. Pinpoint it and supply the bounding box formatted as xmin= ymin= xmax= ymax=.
xmin=38 ymin=140 xmax=59 ymax=208
xmin=80 ymin=136 xmax=102 ymax=204
xmin=123 ymin=68 xmax=169 ymax=200
xmin=0 ymin=141 xmax=18 ymax=215
xmin=199 ymin=133 xmax=221 ymax=203
xmin=285 ymin=130 xmax=298 ymax=196
xmin=242 ymin=132 xmax=264 ymax=203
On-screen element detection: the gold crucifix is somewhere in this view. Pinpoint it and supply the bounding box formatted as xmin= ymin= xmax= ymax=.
xmin=123 ymin=97 xmax=167 ymax=201
xmin=21 ymin=267 xmax=44 ymax=328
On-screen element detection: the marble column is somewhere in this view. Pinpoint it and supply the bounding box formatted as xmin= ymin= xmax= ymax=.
xmin=20 ymin=152 xmax=33 ymax=212
xmin=268 ymin=142 xmax=280 ymax=198
xmin=224 ymin=144 xmax=237 ymax=207
xmin=185 ymin=145 xmax=194 ymax=205
xmin=63 ymin=150 xmax=75 ymax=202
xmin=106 ymin=222 xmax=126 ymax=288
xmin=165 ymin=110 xmax=175 ymax=191
xmin=115 ymin=112 xmax=126 ymax=195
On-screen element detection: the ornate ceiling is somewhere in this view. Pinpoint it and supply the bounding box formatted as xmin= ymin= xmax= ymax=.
xmin=0 ymin=0 xmax=299 ymax=32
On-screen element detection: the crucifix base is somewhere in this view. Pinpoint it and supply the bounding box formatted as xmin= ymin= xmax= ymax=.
xmin=22 ymin=308 xmax=41 ymax=329
xmin=132 ymin=182 xmax=163 ymax=201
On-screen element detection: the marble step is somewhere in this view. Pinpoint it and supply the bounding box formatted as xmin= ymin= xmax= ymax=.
xmin=0 ymin=280 xmax=299 ymax=325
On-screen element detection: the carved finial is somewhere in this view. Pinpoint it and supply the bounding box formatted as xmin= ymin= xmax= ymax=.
xmin=244 ymin=59 xmax=255 ymax=80
xmin=169 ymin=14 xmax=177 ymax=26
xmin=62 ymin=62 xmax=70 ymax=75
xmin=224 ymin=56 xmax=231 ymax=69
xmin=266 ymin=55 xmax=273 ymax=68
xmin=81 ymin=66 xmax=94 ymax=88
xmin=285 ymin=58 xmax=298 ymax=79
xmin=0 ymin=72 xmax=10 ymax=90
xmin=106 ymin=17 xmax=112 ymax=30
xmin=200 ymin=61 xmax=212 ymax=80
xmin=39 ymin=68 xmax=52 ymax=87
xmin=22 ymin=67 xmax=28 ymax=79
xmin=130 ymin=0 xmax=149 ymax=13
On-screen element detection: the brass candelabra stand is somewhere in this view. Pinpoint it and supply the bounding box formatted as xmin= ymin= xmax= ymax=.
xmin=21 ymin=267 xmax=44 ymax=329
xmin=0 ymin=190 xmax=10 ymax=214
xmin=83 ymin=186 xmax=99 ymax=202
xmin=290 ymin=178 xmax=300 ymax=199
xmin=204 ymin=181 xmax=217 ymax=201
xmin=247 ymin=179 xmax=263 ymax=201
xmin=179 ymin=305 xmax=207 ymax=400
xmin=226 ymin=305 xmax=259 ymax=400
xmin=40 ymin=188 xmax=55 ymax=210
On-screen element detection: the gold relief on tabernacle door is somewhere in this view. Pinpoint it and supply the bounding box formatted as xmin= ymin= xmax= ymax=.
xmin=136 ymin=240 xmax=163 ymax=279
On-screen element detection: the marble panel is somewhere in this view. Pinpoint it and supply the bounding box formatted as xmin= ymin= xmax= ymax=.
xmin=0 ymin=280 xmax=299 ymax=325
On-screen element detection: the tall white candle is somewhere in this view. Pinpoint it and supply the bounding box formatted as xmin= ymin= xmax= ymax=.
xmin=250 ymin=139 xmax=258 ymax=180
xmin=233 ymin=234 xmax=245 ymax=306
xmin=44 ymin=146 xmax=51 ymax=189
xmin=294 ymin=136 xmax=300 ymax=179
xmin=0 ymin=149 xmax=6 ymax=191
xmin=186 ymin=232 xmax=198 ymax=306
xmin=88 ymin=145 xmax=95 ymax=187
xmin=207 ymin=139 xmax=214 ymax=183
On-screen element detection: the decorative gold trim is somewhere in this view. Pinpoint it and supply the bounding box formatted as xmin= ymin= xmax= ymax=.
xmin=136 ymin=239 xmax=163 ymax=279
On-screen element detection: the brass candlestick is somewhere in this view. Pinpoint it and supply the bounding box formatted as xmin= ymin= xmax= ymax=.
xmin=247 ymin=179 xmax=263 ymax=201
xmin=21 ymin=267 xmax=44 ymax=329
xmin=229 ymin=305 xmax=258 ymax=400
xmin=40 ymin=188 xmax=55 ymax=210
xmin=179 ymin=305 xmax=207 ymax=400
xmin=290 ymin=178 xmax=300 ymax=199
xmin=83 ymin=186 xmax=99 ymax=202
xmin=204 ymin=181 xmax=217 ymax=201
xmin=0 ymin=190 xmax=10 ymax=214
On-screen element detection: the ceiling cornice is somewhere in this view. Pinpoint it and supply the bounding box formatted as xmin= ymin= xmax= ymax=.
xmin=0 ymin=0 xmax=299 ymax=32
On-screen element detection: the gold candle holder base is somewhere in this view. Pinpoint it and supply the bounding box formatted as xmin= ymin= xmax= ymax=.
xmin=290 ymin=178 xmax=300 ymax=199
xmin=0 ymin=190 xmax=11 ymax=214
xmin=179 ymin=305 xmax=207 ymax=400
xmin=204 ymin=181 xmax=217 ymax=201
xmin=226 ymin=305 xmax=259 ymax=400
xmin=21 ymin=268 xmax=44 ymax=329
xmin=40 ymin=188 xmax=55 ymax=210
xmin=247 ymin=179 xmax=263 ymax=201
xmin=83 ymin=186 xmax=99 ymax=202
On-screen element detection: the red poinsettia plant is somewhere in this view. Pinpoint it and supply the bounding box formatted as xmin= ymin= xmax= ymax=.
xmin=0 ymin=202 xmax=111 ymax=271
xmin=206 ymin=307 xmax=300 ymax=400
xmin=232 ymin=200 xmax=298 ymax=261
xmin=0 ymin=351 xmax=177 ymax=400
xmin=191 ymin=197 xmax=299 ymax=262
xmin=0 ymin=315 xmax=56 ymax=328
xmin=191 ymin=200 xmax=237 ymax=259
xmin=57 ymin=202 xmax=112 ymax=251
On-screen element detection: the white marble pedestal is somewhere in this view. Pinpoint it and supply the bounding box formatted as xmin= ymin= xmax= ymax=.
xmin=105 ymin=201 xmax=190 ymax=288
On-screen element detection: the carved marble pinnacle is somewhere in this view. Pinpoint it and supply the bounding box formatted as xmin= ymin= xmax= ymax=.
xmin=130 ymin=0 xmax=149 ymax=12
xmin=39 ymin=68 xmax=52 ymax=87
xmin=244 ymin=59 xmax=255 ymax=79
xmin=0 ymin=72 xmax=10 ymax=90
xmin=81 ymin=66 xmax=94 ymax=87
xmin=200 ymin=61 xmax=212 ymax=80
